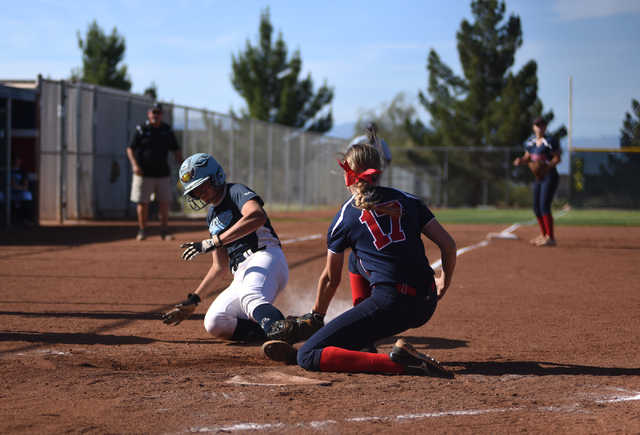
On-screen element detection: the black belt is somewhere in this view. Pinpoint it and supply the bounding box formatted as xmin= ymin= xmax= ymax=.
xmin=231 ymin=246 xmax=267 ymax=273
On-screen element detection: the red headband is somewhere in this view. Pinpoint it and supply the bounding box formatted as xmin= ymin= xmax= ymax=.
xmin=338 ymin=159 xmax=382 ymax=186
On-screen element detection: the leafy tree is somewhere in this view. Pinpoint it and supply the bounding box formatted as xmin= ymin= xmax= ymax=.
xmin=620 ymin=99 xmax=640 ymax=148
xmin=230 ymin=8 xmax=334 ymax=133
xmin=73 ymin=20 xmax=131 ymax=91
xmin=143 ymin=82 xmax=158 ymax=100
xmin=354 ymin=93 xmax=420 ymax=150
xmin=408 ymin=0 xmax=566 ymax=205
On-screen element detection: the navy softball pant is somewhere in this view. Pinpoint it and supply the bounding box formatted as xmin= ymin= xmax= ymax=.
xmin=297 ymin=280 xmax=437 ymax=371
xmin=532 ymin=170 xmax=559 ymax=217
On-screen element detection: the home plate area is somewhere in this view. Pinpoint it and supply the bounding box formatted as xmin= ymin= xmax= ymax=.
xmin=226 ymin=371 xmax=332 ymax=386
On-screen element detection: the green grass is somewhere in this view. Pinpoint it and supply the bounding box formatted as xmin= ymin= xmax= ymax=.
xmin=432 ymin=208 xmax=640 ymax=226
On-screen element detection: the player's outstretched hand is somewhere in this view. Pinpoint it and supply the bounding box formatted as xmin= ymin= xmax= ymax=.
xmin=162 ymin=293 xmax=201 ymax=326
xmin=181 ymin=239 xmax=216 ymax=261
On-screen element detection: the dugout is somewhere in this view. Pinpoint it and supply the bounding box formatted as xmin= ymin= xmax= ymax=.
xmin=0 ymin=82 xmax=38 ymax=227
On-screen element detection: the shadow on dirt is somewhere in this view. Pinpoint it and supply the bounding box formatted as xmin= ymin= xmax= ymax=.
xmin=447 ymin=360 xmax=640 ymax=377
xmin=0 ymin=219 xmax=204 ymax=246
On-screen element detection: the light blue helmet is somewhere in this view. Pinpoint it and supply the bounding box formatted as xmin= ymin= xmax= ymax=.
xmin=179 ymin=153 xmax=226 ymax=210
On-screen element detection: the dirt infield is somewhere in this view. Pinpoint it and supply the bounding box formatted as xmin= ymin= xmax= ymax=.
xmin=1 ymin=212 xmax=639 ymax=434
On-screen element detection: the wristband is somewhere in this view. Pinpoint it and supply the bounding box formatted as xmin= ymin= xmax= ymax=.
xmin=187 ymin=293 xmax=201 ymax=306
xmin=311 ymin=309 xmax=325 ymax=323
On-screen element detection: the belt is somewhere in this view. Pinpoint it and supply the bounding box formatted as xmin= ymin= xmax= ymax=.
xmin=396 ymin=283 xmax=417 ymax=297
xmin=231 ymin=246 xmax=267 ymax=273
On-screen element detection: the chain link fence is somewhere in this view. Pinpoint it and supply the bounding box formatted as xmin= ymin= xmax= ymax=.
xmin=36 ymin=78 xmax=632 ymax=223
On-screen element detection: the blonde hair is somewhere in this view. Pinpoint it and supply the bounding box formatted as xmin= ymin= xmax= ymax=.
xmin=341 ymin=143 xmax=398 ymax=216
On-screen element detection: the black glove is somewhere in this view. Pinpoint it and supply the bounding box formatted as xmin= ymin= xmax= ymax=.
xmin=298 ymin=310 xmax=325 ymax=335
xmin=162 ymin=293 xmax=201 ymax=326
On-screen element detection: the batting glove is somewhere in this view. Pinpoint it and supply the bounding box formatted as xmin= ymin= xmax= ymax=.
xmin=162 ymin=293 xmax=201 ymax=326
xmin=181 ymin=239 xmax=216 ymax=260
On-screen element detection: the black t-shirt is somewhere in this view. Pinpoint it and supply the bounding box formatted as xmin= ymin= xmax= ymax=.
xmin=128 ymin=121 xmax=180 ymax=178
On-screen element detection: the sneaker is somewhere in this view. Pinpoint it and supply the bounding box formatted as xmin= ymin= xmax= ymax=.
xmin=262 ymin=340 xmax=298 ymax=365
xmin=136 ymin=229 xmax=147 ymax=241
xmin=536 ymin=235 xmax=556 ymax=247
xmin=389 ymin=339 xmax=450 ymax=376
xmin=160 ymin=229 xmax=174 ymax=240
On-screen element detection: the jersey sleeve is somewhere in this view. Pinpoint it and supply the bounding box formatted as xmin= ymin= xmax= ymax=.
xmin=166 ymin=125 xmax=181 ymax=151
xmin=228 ymin=183 xmax=264 ymax=210
xmin=418 ymin=198 xmax=436 ymax=229
xmin=326 ymin=199 xmax=354 ymax=254
xmin=128 ymin=125 xmax=142 ymax=150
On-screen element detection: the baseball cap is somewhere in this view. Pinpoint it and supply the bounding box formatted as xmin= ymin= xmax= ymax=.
xmin=533 ymin=117 xmax=547 ymax=126
xmin=149 ymin=102 xmax=163 ymax=113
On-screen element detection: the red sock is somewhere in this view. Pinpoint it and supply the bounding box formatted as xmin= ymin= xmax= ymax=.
xmin=542 ymin=214 xmax=554 ymax=240
xmin=350 ymin=272 xmax=372 ymax=307
xmin=537 ymin=216 xmax=547 ymax=236
xmin=319 ymin=346 xmax=403 ymax=374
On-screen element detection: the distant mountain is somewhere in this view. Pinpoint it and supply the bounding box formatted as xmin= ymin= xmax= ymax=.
xmin=326 ymin=122 xmax=357 ymax=140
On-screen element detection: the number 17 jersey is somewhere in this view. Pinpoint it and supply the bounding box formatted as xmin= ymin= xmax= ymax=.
xmin=327 ymin=186 xmax=436 ymax=289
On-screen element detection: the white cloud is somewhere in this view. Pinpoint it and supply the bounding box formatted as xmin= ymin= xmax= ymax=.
xmin=551 ymin=0 xmax=640 ymax=20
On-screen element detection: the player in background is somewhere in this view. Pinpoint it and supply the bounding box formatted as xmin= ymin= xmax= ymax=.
xmin=262 ymin=143 xmax=457 ymax=376
xmin=346 ymin=123 xmax=392 ymax=353
xmin=513 ymin=117 xmax=561 ymax=246
xmin=162 ymin=153 xmax=291 ymax=343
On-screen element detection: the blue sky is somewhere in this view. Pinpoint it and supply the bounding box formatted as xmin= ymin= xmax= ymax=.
xmin=2 ymin=0 xmax=639 ymax=146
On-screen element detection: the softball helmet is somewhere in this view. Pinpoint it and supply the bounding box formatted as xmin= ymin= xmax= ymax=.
xmin=179 ymin=153 xmax=226 ymax=210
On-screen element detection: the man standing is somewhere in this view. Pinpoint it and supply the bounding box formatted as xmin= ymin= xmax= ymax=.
xmin=127 ymin=103 xmax=184 ymax=241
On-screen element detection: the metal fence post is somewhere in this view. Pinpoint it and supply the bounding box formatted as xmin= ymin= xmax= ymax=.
xmin=505 ymin=149 xmax=510 ymax=206
xmin=284 ymin=131 xmax=290 ymax=209
xmin=443 ymin=150 xmax=449 ymax=208
xmin=267 ymin=125 xmax=273 ymax=207
xmin=299 ymin=133 xmax=305 ymax=210
xmin=249 ymin=122 xmax=254 ymax=188
xmin=59 ymin=80 xmax=67 ymax=222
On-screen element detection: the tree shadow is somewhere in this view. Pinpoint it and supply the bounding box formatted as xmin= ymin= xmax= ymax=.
xmin=0 ymin=310 xmax=205 ymax=322
xmin=0 ymin=219 xmax=204 ymax=247
xmin=446 ymin=360 xmax=640 ymax=377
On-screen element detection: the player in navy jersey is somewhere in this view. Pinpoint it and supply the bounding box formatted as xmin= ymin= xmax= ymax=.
xmin=262 ymin=143 xmax=458 ymax=376
xmin=162 ymin=153 xmax=290 ymax=343
xmin=513 ymin=117 xmax=562 ymax=246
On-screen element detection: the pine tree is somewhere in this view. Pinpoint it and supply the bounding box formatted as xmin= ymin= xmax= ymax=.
xmin=73 ymin=20 xmax=131 ymax=91
xmin=408 ymin=0 xmax=566 ymax=205
xmin=620 ymin=99 xmax=640 ymax=148
xmin=230 ymin=8 xmax=334 ymax=133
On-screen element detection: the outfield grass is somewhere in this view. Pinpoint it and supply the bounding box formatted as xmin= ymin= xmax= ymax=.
xmin=432 ymin=208 xmax=640 ymax=226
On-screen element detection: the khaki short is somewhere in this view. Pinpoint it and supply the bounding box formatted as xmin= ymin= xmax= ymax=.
xmin=130 ymin=175 xmax=173 ymax=204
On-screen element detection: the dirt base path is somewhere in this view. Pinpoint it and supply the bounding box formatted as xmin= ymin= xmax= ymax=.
xmin=1 ymin=213 xmax=639 ymax=434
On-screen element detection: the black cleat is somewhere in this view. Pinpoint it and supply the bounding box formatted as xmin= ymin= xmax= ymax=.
xmin=389 ymin=339 xmax=451 ymax=376
xmin=262 ymin=340 xmax=298 ymax=365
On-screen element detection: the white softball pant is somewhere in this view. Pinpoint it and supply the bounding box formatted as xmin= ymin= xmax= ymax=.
xmin=203 ymin=246 xmax=289 ymax=339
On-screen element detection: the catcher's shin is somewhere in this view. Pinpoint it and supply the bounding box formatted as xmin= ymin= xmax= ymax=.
xmin=528 ymin=161 xmax=549 ymax=181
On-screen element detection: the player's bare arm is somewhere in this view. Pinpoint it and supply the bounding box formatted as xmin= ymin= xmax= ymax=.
xmin=513 ymin=151 xmax=531 ymax=166
xmin=313 ymin=251 xmax=344 ymax=315
xmin=422 ymin=219 xmax=457 ymax=300
xmin=163 ymin=247 xmax=229 ymax=326
xmin=193 ymin=247 xmax=229 ymax=300
xmin=126 ymin=147 xmax=143 ymax=176
xmin=547 ymin=151 xmax=561 ymax=168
